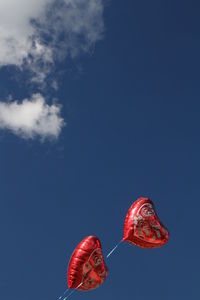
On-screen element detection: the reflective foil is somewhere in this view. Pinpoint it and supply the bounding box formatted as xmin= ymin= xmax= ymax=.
xmin=123 ymin=197 xmax=169 ymax=248
xmin=67 ymin=236 xmax=108 ymax=291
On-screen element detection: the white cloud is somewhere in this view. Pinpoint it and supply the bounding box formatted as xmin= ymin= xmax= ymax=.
xmin=0 ymin=0 xmax=105 ymax=140
xmin=0 ymin=0 xmax=104 ymax=78
xmin=0 ymin=94 xmax=65 ymax=140
xmin=41 ymin=0 xmax=104 ymax=58
xmin=0 ymin=0 xmax=52 ymax=66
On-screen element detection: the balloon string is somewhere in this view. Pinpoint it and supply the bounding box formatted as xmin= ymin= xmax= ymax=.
xmin=63 ymin=282 xmax=83 ymax=300
xmin=58 ymin=288 xmax=69 ymax=300
xmin=106 ymin=240 xmax=122 ymax=258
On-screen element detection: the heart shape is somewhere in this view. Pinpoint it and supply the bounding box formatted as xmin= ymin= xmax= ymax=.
xmin=67 ymin=236 xmax=108 ymax=291
xmin=123 ymin=197 xmax=169 ymax=248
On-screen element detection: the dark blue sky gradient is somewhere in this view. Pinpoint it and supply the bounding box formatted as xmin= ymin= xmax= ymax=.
xmin=0 ymin=1 xmax=200 ymax=299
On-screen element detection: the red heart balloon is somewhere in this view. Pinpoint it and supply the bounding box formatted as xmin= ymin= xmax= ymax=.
xmin=67 ymin=236 xmax=108 ymax=291
xmin=123 ymin=197 xmax=169 ymax=248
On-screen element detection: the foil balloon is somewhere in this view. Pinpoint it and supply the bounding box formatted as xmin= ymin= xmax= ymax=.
xmin=123 ymin=197 xmax=169 ymax=248
xmin=67 ymin=236 xmax=108 ymax=291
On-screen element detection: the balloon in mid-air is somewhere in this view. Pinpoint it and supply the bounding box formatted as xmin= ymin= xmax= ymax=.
xmin=67 ymin=236 xmax=108 ymax=291
xmin=123 ymin=197 xmax=169 ymax=248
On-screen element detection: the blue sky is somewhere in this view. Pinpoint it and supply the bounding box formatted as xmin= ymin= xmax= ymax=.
xmin=0 ymin=1 xmax=200 ymax=300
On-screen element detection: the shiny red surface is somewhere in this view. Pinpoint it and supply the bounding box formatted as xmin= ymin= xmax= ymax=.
xmin=67 ymin=236 xmax=108 ymax=291
xmin=123 ymin=197 xmax=169 ymax=248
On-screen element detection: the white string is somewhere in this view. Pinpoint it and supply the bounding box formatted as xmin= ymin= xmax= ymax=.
xmin=106 ymin=241 xmax=122 ymax=258
xmin=63 ymin=282 xmax=83 ymax=300
xmin=57 ymin=288 xmax=69 ymax=300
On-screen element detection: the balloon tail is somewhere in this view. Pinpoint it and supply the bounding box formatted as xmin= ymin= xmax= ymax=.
xmin=106 ymin=241 xmax=122 ymax=258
